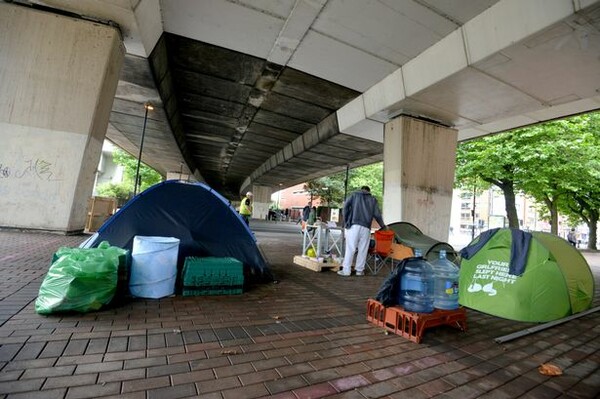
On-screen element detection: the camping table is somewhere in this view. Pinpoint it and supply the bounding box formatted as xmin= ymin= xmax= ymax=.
xmin=302 ymin=225 xmax=344 ymax=259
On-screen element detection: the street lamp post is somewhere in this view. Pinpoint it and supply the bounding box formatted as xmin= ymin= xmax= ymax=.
xmin=133 ymin=102 xmax=153 ymax=196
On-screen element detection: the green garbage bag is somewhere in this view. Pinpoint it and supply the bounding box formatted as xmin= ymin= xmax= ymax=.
xmin=35 ymin=242 xmax=125 ymax=314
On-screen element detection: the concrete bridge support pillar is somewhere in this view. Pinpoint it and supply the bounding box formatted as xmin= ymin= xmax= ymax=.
xmin=383 ymin=116 xmax=458 ymax=242
xmin=249 ymin=185 xmax=273 ymax=220
xmin=0 ymin=4 xmax=124 ymax=233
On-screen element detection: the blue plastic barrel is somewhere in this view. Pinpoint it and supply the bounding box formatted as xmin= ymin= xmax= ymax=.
xmin=431 ymin=250 xmax=460 ymax=310
xmin=399 ymin=249 xmax=434 ymax=313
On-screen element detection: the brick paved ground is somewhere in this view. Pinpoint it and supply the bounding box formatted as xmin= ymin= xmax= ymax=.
xmin=0 ymin=222 xmax=598 ymax=398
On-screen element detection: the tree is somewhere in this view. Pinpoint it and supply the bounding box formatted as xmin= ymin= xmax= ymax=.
xmin=562 ymin=188 xmax=600 ymax=250
xmin=305 ymin=163 xmax=383 ymax=207
xmin=96 ymin=182 xmax=131 ymax=207
xmin=96 ymin=148 xmax=163 ymax=203
xmin=554 ymin=113 xmax=600 ymax=249
xmin=456 ymin=111 xmax=600 ymax=239
xmin=304 ymin=176 xmax=345 ymax=207
xmin=347 ymin=163 xmax=383 ymax=205
xmin=510 ymin=114 xmax=600 ymax=240
xmin=455 ymin=134 xmax=522 ymax=228
xmin=112 ymin=148 xmax=162 ymax=191
xmin=516 ymin=121 xmax=579 ymax=234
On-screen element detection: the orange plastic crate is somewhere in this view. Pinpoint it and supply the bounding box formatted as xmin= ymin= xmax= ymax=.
xmin=366 ymin=298 xmax=467 ymax=344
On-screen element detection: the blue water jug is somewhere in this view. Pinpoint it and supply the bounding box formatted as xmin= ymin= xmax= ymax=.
xmin=431 ymin=250 xmax=460 ymax=310
xmin=399 ymin=249 xmax=434 ymax=313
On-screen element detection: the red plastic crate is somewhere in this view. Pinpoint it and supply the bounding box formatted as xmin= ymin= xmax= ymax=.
xmin=366 ymin=298 xmax=467 ymax=344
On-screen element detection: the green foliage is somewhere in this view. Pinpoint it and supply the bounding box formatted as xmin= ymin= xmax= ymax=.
xmin=305 ymin=163 xmax=383 ymax=206
xmin=348 ymin=163 xmax=383 ymax=204
xmin=112 ymin=148 xmax=162 ymax=193
xmin=456 ymin=132 xmax=522 ymax=228
xmin=553 ymin=113 xmax=600 ymax=248
xmin=95 ymin=148 xmax=163 ymax=204
xmin=455 ymin=133 xmax=520 ymax=192
xmin=96 ymin=182 xmax=131 ymax=207
xmin=305 ymin=176 xmax=345 ymax=207
xmin=456 ymin=111 xmax=600 ymax=240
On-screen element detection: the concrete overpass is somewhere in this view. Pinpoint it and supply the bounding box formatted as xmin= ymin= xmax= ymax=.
xmin=1 ymin=0 xmax=599 ymax=237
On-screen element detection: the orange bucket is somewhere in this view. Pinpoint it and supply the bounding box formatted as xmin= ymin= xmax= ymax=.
xmin=374 ymin=230 xmax=395 ymax=255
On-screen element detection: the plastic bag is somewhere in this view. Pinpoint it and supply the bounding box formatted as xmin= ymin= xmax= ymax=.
xmin=35 ymin=241 xmax=125 ymax=314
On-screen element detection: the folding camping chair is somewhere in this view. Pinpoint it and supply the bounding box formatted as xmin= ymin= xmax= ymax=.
xmin=388 ymin=243 xmax=414 ymax=270
xmin=366 ymin=230 xmax=395 ymax=275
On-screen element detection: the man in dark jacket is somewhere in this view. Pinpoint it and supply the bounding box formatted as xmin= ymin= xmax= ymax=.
xmin=300 ymin=201 xmax=312 ymax=232
xmin=339 ymin=186 xmax=386 ymax=276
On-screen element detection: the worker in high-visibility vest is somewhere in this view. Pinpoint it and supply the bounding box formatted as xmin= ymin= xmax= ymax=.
xmin=239 ymin=191 xmax=253 ymax=225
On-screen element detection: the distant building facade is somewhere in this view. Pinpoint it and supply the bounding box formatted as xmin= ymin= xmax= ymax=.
xmin=93 ymin=141 xmax=124 ymax=195
xmin=449 ymin=187 xmax=574 ymax=243
xmin=271 ymin=183 xmax=326 ymax=221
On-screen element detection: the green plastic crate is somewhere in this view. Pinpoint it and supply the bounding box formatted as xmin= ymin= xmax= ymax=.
xmin=182 ymin=257 xmax=244 ymax=296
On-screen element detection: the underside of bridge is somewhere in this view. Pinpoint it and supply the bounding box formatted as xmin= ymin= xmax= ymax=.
xmin=19 ymin=0 xmax=600 ymax=200
xmin=99 ymin=0 xmax=506 ymax=199
xmin=147 ymin=33 xmax=383 ymax=198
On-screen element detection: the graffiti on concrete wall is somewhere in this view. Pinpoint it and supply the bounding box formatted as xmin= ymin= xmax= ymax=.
xmin=0 ymin=158 xmax=60 ymax=181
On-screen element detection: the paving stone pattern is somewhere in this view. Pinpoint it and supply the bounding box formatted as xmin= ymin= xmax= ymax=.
xmin=0 ymin=226 xmax=598 ymax=398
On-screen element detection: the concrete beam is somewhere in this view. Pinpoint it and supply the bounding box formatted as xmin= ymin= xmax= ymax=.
xmin=337 ymin=0 xmax=599 ymax=141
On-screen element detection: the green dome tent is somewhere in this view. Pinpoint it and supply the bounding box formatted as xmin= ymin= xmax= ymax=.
xmin=388 ymin=222 xmax=457 ymax=262
xmin=459 ymin=228 xmax=594 ymax=322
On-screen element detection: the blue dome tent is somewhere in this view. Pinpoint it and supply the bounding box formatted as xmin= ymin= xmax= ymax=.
xmin=82 ymin=180 xmax=272 ymax=283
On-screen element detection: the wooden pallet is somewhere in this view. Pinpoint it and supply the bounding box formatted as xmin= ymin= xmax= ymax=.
xmin=85 ymin=196 xmax=116 ymax=233
xmin=293 ymin=255 xmax=341 ymax=272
